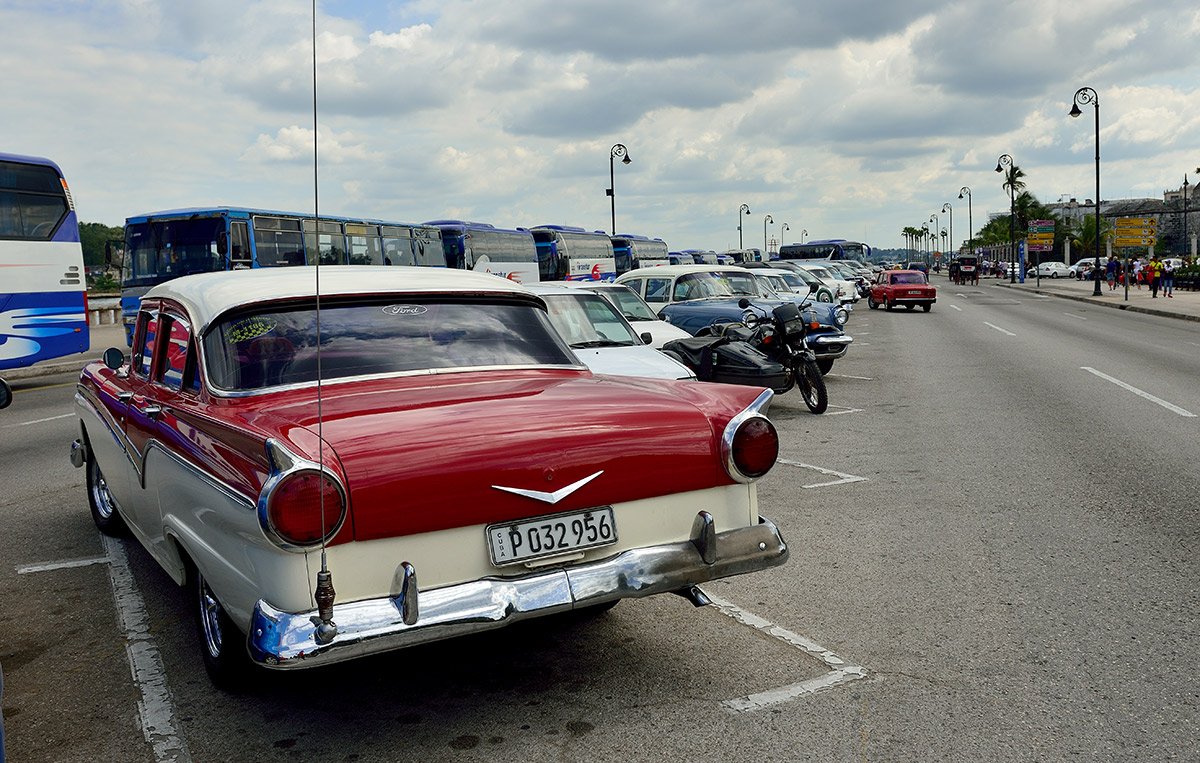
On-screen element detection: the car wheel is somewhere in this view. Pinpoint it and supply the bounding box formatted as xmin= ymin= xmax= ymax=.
xmin=193 ymin=564 xmax=254 ymax=689
xmin=816 ymin=358 xmax=834 ymax=374
xmin=922 ymin=304 xmax=932 ymax=312
xmin=818 ymin=292 xmax=833 ymax=303
xmin=1051 ymin=272 xmax=1059 ymax=278
xmin=87 ymin=456 xmax=128 ymax=536
xmin=867 ymin=295 xmax=879 ymax=310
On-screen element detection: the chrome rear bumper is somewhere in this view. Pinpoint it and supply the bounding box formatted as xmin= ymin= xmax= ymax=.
xmin=248 ymin=514 xmax=788 ymax=669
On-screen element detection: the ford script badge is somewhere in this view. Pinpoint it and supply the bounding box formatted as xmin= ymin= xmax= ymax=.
xmin=382 ymin=304 xmax=428 ymax=316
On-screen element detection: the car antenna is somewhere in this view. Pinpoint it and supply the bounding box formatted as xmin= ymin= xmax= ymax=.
xmin=309 ymin=0 xmax=337 ymax=646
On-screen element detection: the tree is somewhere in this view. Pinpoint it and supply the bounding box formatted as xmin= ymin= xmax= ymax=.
xmin=1071 ymin=214 xmax=1110 ymax=264
xmin=79 ymin=222 xmax=123 ymax=266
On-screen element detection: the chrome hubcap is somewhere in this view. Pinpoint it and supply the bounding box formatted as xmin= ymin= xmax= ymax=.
xmin=199 ymin=579 xmax=224 ymax=658
xmin=90 ymin=462 xmax=115 ymax=520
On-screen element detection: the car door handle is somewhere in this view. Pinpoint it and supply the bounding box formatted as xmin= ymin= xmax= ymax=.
xmin=140 ymin=404 xmax=162 ymax=420
xmin=118 ymin=392 xmax=133 ymax=403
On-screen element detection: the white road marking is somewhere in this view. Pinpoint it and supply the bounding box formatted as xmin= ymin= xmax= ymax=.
xmin=707 ymin=593 xmax=867 ymax=712
xmin=827 ymin=373 xmax=873 ymax=380
xmin=17 ymin=556 xmax=110 ymax=574
xmin=853 ymin=332 xmax=871 ymax=336
xmin=1063 ymin=312 xmax=1087 ymax=321
xmin=1080 ymin=367 xmax=1196 ymax=418
xmin=1032 ymin=294 xmax=1051 ymax=299
xmin=102 ymin=536 xmax=192 ymax=762
xmin=983 ymin=322 xmax=1016 ymax=336
xmin=2 ymin=412 xmax=74 ymax=428
xmin=950 ymin=304 xmax=963 ymax=312
xmin=822 ymin=406 xmax=864 ymax=417
xmin=777 ymin=459 xmax=867 ymax=487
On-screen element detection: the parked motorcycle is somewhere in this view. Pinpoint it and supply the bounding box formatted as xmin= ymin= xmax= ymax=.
xmin=680 ymin=299 xmax=828 ymax=414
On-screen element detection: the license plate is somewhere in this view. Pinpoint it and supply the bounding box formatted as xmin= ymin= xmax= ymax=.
xmin=487 ymin=507 xmax=618 ymax=566
xmin=908 ymin=290 xmax=923 ymax=295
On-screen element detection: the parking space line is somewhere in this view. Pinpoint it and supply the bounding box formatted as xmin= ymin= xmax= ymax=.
xmin=983 ymin=322 xmax=1016 ymax=336
xmin=1063 ymin=312 xmax=1087 ymax=321
xmin=102 ymin=536 xmax=192 ymax=763
xmin=826 ymin=373 xmax=873 ymax=380
xmin=822 ymin=406 xmax=864 ymax=417
xmin=1080 ymin=367 xmax=1196 ymax=418
xmin=2 ymin=412 xmax=74 ymax=428
xmin=707 ymin=593 xmax=867 ymax=712
xmin=17 ymin=556 xmax=110 ymax=574
xmin=950 ymin=304 xmax=962 ymax=312
xmin=776 ymin=459 xmax=867 ymax=487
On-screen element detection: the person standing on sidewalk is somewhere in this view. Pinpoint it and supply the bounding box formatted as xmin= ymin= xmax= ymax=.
xmin=1148 ymin=255 xmax=1164 ymax=297
xmin=1105 ymin=255 xmax=1119 ymax=290
xmin=1162 ymin=259 xmax=1176 ymax=298
xmin=1132 ymin=257 xmax=1144 ymax=289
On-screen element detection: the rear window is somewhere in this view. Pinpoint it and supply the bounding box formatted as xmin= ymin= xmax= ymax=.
xmin=203 ymin=297 xmax=578 ymax=391
xmin=892 ymin=273 xmax=928 ymax=285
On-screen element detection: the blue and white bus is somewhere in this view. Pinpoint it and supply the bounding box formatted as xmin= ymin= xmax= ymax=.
xmin=779 ymin=239 xmax=872 ymax=263
xmin=426 ymin=220 xmax=539 ymax=284
xmin=0 ymin=152 xmax=89 ymax=408
xmin=611 ymin=233 xmax=669 ymax=273
xmin=530 ymin=225 xmax=616 ymax=281
xmin=120 ymin=207 xmax=442 ymax=343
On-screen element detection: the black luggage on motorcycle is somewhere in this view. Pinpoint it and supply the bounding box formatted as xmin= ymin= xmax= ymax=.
xmin=662 ymin=336 xmax=789 ymax=391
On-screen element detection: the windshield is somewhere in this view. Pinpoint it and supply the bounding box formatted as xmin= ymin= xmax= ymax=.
xmin=543 ymin=293 xmax=638 ymax=348
xmin=203 ymin=298 xmax=576 ymax=391
xmin=672 ymin=272 xmax=734 ymax=301
xmin=805 ymin=266 xmax=836 ymax=281
xmin=720 ymin=271 xmax=760 ymax=296
xmin=778 ymin=273 xmax=805 ymax=290
xmin=764 ymin=274 xmax=794 ymax=293
xmin=598 ymin=285 xmax=658 ymax=322
xmin=123 ymin=218 xmax=226 ymax=288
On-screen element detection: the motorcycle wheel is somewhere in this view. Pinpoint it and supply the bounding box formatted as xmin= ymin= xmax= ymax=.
xmin=795 ymin=358 xmax=828 ymax=414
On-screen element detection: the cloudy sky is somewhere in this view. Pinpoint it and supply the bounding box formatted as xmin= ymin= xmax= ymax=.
xmin=4 ymin=0 xmax=1198 ymax=252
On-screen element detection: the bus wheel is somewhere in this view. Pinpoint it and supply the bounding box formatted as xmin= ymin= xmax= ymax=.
xmin=0 ymin=378 xmax=10 ymax=409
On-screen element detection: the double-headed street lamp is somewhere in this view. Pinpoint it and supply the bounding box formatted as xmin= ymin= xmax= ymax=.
xmin=958 ymin=187 xmax=973 ymax=254
xmin=607 ymin=143 xmax=631 ymax=236
xmin=996 ymin=153 xmax=1016 ymax=284
xmin=738 ymin=203 xmax=751 ymax=249
xmin=1069 ymin=87 xmax=1102 ymax=296
xmin=942 ymin=202 xmax=953 ymax=260
xmin=764 ymin=214 xmax=774 ymax=254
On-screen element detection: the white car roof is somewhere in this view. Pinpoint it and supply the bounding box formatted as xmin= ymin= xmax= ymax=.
xmin=753 ymin=268 xmax=798 ymax=278
xmin=617 ymin=264 xmax=751 ymax=278
xmin=145 ymin=266 xmax=534 ymax=334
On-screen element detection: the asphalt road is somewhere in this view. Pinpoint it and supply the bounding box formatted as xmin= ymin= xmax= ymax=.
xmin=2 ymin=287 xmax=1197 ymax=761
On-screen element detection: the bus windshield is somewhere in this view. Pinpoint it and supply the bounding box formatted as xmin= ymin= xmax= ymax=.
xmin=123 ymin=218 xmax=226 ymax=288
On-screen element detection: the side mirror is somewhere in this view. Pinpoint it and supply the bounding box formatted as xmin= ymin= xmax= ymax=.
xmin=103 ymin=347 xmax=125 ymax=370
xmin=640 ymin=332 xmax=654 ymax=345
xmin=737 ymin=298 xmax=750 ymax=309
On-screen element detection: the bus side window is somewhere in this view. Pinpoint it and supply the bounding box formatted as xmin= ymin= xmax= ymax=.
xmin=230 ymin=222 xmax=251 ymax=269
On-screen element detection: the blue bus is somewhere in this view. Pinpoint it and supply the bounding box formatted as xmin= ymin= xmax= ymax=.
xmin=0 ymin=152 xmax=89 ymax=408
xmin=611 ymin=233 xmax=669 ymax=273
xmin=425 ymin=220 xmax=539 ymax=284
xmin=120 ymin=207 xmax=442 ymax=343
xmin=778 ymin=239 xmax=872 ymax=262
xmin=530 ymin=225 xmax=616 ymax=281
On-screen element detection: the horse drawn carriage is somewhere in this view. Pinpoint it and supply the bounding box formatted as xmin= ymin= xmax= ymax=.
xmin=952 ymin=255 xmax=980 ymax=286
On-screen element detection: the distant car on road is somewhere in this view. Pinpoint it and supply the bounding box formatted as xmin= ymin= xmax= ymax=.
xmin=1028 ymin=261 xmax=1070 ymax=278
xmin=868 ymin=269 xmax=937 ymax=312
xmin=1069 ymin=260 xmax=1097 ymax=279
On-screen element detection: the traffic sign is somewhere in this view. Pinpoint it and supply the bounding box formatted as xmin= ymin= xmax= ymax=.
xmin=1115 ymin=217 xmax=1156 ymax=228
xmin=1114 ymin=236 xmax=1157 ymax=247
xmin=1028 ymin=244 xmax=1053 ymax=252
xmin=1028 ymin=219 xmax=1055 ymax=233
xmin=1027 ymin=232 xmax=1054 ymax=240
xmin=1112 ymin=227 xmax=1155 ymax=237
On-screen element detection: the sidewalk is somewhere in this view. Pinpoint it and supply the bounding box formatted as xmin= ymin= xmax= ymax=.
xmin=935 ymin=273 xmax=1200 ymax=324
xmin=4 ymin=323 xmax=127 ymax=381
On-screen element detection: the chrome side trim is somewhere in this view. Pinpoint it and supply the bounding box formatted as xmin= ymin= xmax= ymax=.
xmin=145 ymin=441 xmax=255 ymax=509
xmin=719 ymin=389 xmax=775 ymax=484
xmin=249 ymin=515 xmax=789 ymax=669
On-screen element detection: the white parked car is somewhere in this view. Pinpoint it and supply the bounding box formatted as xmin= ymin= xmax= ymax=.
xmin=556 ymin=281 xmax=692 ymax=348
xmin=1028 ymin=261 xmax=1070 ymax=278
xmin=787 ymin=263 xmax=860 ymax=304
xmin=528 ymin=285 xmax=695 ymax=380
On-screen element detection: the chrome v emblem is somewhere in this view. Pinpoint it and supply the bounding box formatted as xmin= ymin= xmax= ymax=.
xmin=492 ymin=470 xmax=604 ymax=504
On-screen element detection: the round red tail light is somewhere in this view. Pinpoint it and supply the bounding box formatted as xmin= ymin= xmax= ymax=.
xmin=266 ymin=470 xmax=346 ymax=547
xmin=729 ymin=417 xmax=778 ymax=481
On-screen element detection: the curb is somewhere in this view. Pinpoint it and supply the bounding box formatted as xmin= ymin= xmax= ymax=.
xmin=4 ymin=357 xmax=94 ymax=382
xmin=991 ymin=282 xmax=1200 ymax=324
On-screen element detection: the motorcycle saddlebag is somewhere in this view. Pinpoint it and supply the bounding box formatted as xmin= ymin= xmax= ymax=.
xmin=709 ymin=340 xmax=788 ymax=390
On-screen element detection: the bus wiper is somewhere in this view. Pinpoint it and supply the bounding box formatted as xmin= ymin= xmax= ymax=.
xmin=571 ymin=339 xmax=634 ymax=348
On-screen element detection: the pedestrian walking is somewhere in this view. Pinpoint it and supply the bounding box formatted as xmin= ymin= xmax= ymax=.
xmin=1105 ymin=255 xmax=1118 ymax=290
xmin=1132 ymin=257 xmax=1144 ymax=289
xmin=1162 ymin=259 xmax=1175 ymax=298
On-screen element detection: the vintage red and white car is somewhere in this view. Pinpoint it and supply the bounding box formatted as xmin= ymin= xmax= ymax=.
xmin=867 ymin=269 xmax=938 ymax=312
xmin=71 ymin=266 xmax=788 ymax=685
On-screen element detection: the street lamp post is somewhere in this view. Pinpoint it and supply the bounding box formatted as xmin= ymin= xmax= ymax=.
xmin=942 ymin=202 xmax=953 ymax=261
xmin=958 ymin=187 xmax=973 ymax=255
xmin=922 ymin=224 xmax=930 ymax=264
xmin=996 ymin=154 xmax=1016 ymax=284
xmin=763 ymin=214 xmax=774 ymax=255
xmin=738 ymin=203 xmax=751 ymax=249
xmin=780 ymin=223 xmax=790 ymax=255
xmin=929 ymin=213 xmax=940 ymax=265
xmin=1184 ymin=173 xmax=1191 ymax=260
xmin=801 ymin=229 xmax=807 ymax=243
xmin=607 ymin=144 xmax=631 ymax=236
xmin=1069 ymin=87 xmax=1103 ymax=296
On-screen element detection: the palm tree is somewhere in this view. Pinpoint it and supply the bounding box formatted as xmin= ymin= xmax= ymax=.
xmin=1072 ymin=214 xmax=1110 ymax=265
xmin=1003 ymin=165 xmax=1027 ymax=197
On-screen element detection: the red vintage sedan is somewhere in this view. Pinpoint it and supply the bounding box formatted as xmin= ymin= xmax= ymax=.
xmin=71 ymin=266 xmax=788 ymax=686
xmin=867 ymin=269 xmax=937 ymax=312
